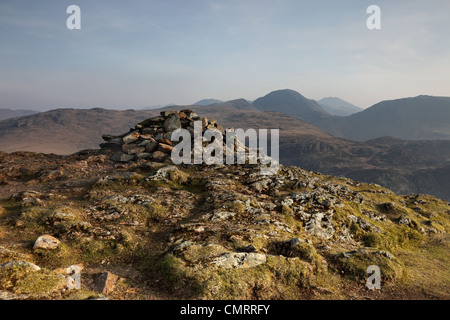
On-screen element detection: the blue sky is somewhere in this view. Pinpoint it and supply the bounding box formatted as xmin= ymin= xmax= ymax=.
xmin=1 ymin=0 xmax=449 ymax=111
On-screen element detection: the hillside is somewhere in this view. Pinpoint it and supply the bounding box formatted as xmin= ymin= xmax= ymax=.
xmin=0 ymin=109 xmax=39 ymax=121
xmin=0 ymin=111 xmax=448 ymax=300
xmin=0 ymin=108 xmax=157 ymax=154
xmin=314 ymin=96 xmax=450 ymax=141
xmin=316 ymin=97 xmax=363 ymax=116
xmin=203 ymin=98 xmax=257 ymax=110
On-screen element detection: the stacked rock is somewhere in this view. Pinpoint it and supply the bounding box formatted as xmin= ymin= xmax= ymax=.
xmin=100 ymin=110 xmax=226 ymax=163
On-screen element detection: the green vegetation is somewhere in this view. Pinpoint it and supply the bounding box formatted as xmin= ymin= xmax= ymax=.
xmin=333 ymin=250 xmax=405 ymax=283
xmin=223 ymin=201 xmax=246 ymax=215
xmin=0 ymin=265 xmax=65 ymax=297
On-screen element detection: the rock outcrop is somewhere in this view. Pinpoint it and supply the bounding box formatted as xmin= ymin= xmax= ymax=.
xmin=100 ymin=110 xmax=225 ymax=163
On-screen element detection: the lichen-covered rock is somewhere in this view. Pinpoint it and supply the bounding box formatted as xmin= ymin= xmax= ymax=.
xmin=147 ymin=165 xmax=179 ymax=181
xmin=209 ymin=210 xmax=237 ymax=221
xmin=0 ymin=260 xmax=41 ymax=272
xmin=211 ymin=252 xmax=267 ymax=269
xmin=304 ymin=211 xmax=335 ymax=239
xmin=33 ymin=235 xmax=61 ymax=250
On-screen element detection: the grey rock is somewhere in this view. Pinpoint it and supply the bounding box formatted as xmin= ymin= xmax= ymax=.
xmin=398 ymin=216 xmax=412 ymax=225
xmin=285 ymin=237 xmax=304 ymax=249
xmin=52 ymin=212 xmax=77 ymax=221
xmin=251 ymin=179 xmax=271 ymax=192
xmin=136 ymin=152 xmax=153 ymax=160
xmin=164 ymin=114 xmax=181 ymax=132
xmin=0 ymin=260 xmax=41 ymax=271
xmin=362 ymin=210 xmax=386 ymax=222
xmin=304 ymin=211 xmax=335 ymax=239
xmin=349 ymin=215 xmax=381 ymax=232
xmin=110 ymin=152 xmax=135 ymax=162
xmin=374 ymin=250 xmax=394 ymax=260
xmin=137 ymin=140 xmax=151 ymax=147
xmin=281 ymin=198 xmax=294 ymax=207
xmin=101 ymin=134 xmax=115 ymax=141
xmin=211 ymin=252 xmax=266 ymax=269
xmin=160 ymin=111 xmax=178 ymax=117
xmin=122 ymin=144 xmax=145 ymax=155
xmin=210 ymin=210 xmax=237 ymax=221
xmin=173 ymin=240 xmax=193 ymax=252
xmin=152 ymin=150 xmax=169 ymax=162
xmin=145 ymin=141 xmax=158 ymax=152
xmin=147 ymin=165 xmax=178 ymax=181
xmin=240 ymin=245 xmax=257 ymax=253
xmin=33 ymin=235 xmax=61 ymax=250
xmin=122 ymin=131 xmax=140 ymax=144
xmin=72 ymin=221 xmax=92 ymax=231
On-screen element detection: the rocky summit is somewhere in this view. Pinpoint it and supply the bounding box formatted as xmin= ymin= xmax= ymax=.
xmin=0 ymin=112 xmax=449 ymax=300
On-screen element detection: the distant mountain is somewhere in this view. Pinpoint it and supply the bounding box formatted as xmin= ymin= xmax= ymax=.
xmin=0 ymin=108 xmax=160 ymax=154
xmin=0 ymin=109 xmax=39 ymax=121
xmin=314 ymin=95 xmax=450 ymax=141
xmin=193 ymin=99 xmax=223 ymax=106
xmin=253 ymin=89 xmax=330 ymax=122
xmin=141 ymin=103 xmax=177 ymax=110
xmin=207 ymin=98 xmax=257 ymax=110
xmin=316 ymin=97 xmax=363 ymax=116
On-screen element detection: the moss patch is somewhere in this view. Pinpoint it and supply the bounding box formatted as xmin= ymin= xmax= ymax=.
xmin=0 ymin=265 xmax=65 ymax=297
xmin=333 ymin=249 xmax=405 ymax=283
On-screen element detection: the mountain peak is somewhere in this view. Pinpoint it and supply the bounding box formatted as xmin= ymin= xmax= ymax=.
xmin=193 ymin=99 xmax=224 ymax=106
xmin=253 ymin=89 xmax=329 ymax=121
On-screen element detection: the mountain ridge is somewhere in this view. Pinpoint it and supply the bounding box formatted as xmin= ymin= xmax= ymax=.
xmin=313 ymin=95 xmax=450 ymax=141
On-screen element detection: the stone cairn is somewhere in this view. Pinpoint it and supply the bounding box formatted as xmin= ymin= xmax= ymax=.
xmin=100 ymin=110 xmax=231 ymax=163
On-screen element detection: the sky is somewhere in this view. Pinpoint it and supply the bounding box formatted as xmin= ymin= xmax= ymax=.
xmin=1 ymin=0 xmax=449 ymax=111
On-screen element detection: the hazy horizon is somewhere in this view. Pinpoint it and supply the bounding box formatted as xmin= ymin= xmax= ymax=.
xmin=1 ymin=0 xmax=449 ymax=111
